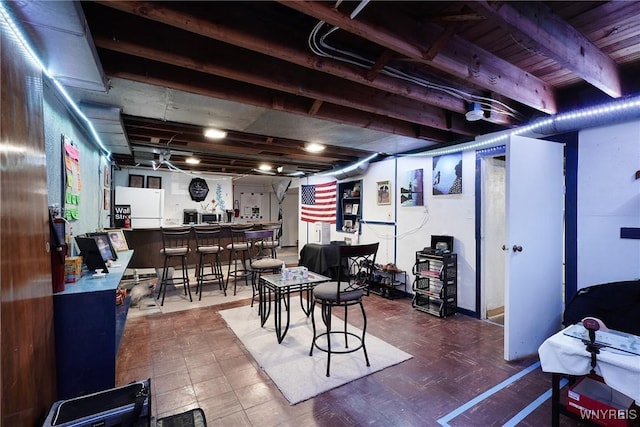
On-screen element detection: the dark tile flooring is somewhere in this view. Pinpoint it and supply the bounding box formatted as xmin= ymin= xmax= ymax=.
xmin=116 ymin=291 xmax=587 ymax=426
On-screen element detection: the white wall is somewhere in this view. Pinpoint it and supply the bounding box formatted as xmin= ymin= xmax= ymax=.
xmin=113 ymin=168 xmax=233 ymax=225
xmin=577 ymin=121 xmax=640 ymax=287
xmin=111 ymin=169 xmax=294 ymax=226
xmin=297 ymin=151 xmax=477 ymax=312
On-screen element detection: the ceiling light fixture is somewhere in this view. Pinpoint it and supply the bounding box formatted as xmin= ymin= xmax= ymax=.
xmin=258 ymin=164 xmax=272 ymax=171
xmin=304 ymin=142 xmax=326 ymax=153
xmin=185 ymin=157 xmax=200 ymax=164
xmin=465 ymin=102 xmax=484 ymax=122
xmin=204 ymin=128 xmax=227 ymax=139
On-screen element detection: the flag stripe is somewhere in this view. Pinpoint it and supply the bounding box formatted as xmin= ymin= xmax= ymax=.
xmin=301 ymin=181 xmax=337 ymax=224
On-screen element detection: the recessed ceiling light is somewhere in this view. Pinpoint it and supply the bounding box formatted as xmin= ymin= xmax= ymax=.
xmin=185 ymin=157 xmax=200 ymax=164
xmin=204 ymin=128 xmax=227 ymax=139
xmin=304 ymin=142 xmax=325 ymax=153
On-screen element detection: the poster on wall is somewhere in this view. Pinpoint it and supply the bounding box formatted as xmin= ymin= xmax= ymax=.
xmin=377 ymin=180 xmax=391 ymax=205
xmin=432 ymin=153 xmax=462 ymax=195
xmin=400 ymin=169 xmax=424 ymax=206
xmin=63 ymin=135 xmax=81 ymax=221
xmin=240 ymin=192 xmax=263 ymax=219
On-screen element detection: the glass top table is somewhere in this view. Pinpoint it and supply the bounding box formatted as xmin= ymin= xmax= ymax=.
xmin=259 ymin=271 xmax=331 ymax=343
xmin=563 ymin=323 xmax=640 ymax=356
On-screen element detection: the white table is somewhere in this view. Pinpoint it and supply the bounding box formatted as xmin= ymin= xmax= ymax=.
xmin=538 ymin=326 xmax=640 ymax=426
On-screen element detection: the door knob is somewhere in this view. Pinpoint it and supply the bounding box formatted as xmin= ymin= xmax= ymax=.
xmin=512 ymin=245 xmax=523 ymax=252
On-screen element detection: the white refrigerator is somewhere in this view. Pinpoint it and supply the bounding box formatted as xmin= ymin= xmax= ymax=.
xmin=115 ymin=186 xmax=164 ymax=228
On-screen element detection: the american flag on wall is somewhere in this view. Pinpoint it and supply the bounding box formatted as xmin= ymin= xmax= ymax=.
xmin=300 ymin=181 xmax=337 ymax=223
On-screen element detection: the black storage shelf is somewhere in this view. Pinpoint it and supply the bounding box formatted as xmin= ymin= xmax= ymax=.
xmin=369 ymin=269 xmax=407 ymax=300
xmin=412 ymin=251 xmax=457 ymax=318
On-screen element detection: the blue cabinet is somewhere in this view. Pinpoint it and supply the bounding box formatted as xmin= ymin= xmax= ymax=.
xmin=53 ymin=251 xmax=133 ymax=400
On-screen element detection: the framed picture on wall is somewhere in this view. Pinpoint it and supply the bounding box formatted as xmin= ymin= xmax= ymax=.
xmin=128 ymin=174 xmax=144 ymax=188
xmin=377 ymin=180 xmax=391 ymax=205
xmin=146 ymin=176 xmax=162 ymax=189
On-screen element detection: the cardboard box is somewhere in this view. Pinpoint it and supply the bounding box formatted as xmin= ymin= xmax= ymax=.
xmin=64 ymin=256 xmax=82 ymax=283
xmin=567 ymin=376 xmax=636 ymax=427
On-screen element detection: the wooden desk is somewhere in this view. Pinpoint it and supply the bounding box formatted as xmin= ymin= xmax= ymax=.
xmin=53 ymin=250 xmax=133 ymax=399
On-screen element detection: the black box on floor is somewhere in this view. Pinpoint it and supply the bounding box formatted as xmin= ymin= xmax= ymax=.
xmin=42 ymin=379 xmax=151 ymax=427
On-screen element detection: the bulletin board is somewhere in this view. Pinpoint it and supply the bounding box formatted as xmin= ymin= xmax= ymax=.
xmin=239 ymin=192 xmax=264 ymax=219
xmin=63 ymin=135 xmax=81 ymax=221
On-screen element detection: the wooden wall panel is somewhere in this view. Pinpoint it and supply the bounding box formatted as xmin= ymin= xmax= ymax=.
xmin=0 ymin=22 xmax=57 ymax=425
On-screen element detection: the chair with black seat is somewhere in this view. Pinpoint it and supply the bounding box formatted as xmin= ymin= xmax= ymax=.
xmin=309 ymin=242 xmax=379 ymax=377
xmin=244 ymin=228 xmax=285 ymax=307
xmin=225 ymin=224 xmax=255 ymax=296
xmin=194 ymin=225 xmax=226 ymax=300
xmin=157 ymin=227 xmax=193 ymax=306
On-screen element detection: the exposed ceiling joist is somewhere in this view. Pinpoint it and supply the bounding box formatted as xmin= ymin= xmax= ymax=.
xmin=468 ymin=1 xmax=621 ymax=98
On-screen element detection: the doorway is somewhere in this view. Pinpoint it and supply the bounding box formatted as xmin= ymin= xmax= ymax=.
xmin=281 ymin=187 xmax=299 ymax=247
xmin=481 ymin=156 xmax=506 ymax=324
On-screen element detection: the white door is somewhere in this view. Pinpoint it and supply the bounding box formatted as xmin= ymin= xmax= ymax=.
xmin=504 ymin=135 xmax=564 ymax=360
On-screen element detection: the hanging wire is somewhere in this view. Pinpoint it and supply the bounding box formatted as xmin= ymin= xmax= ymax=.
xmin=308 ymin=10 xmax=527 ymax=121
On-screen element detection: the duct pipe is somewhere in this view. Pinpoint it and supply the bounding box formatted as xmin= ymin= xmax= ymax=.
xmin=525 ymin=94 xmax=640 ymax=137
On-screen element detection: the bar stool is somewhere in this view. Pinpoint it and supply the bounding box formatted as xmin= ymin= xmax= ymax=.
xmin=194 ymin=225 xmax=225 ymax=300
xmin=157 ymin=227 xmax=192 ymax=306
xmin=309 ymin=242 xmax=379 ymax=377
xmin=245 ymin=229 xmax=285 ymax=307
xmin=225 ymin=224 xmax=254 ymax=296
xmin=258 ymin=224 xmax=281 ymax=258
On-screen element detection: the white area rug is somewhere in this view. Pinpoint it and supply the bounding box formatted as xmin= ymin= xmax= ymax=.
xmin=220 ymin=304 xmax=413 ymax=405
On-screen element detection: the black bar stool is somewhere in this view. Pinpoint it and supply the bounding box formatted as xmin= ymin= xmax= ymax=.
xmin=309 ymin=242 xmax=379 ymax=377
xmin=157 ymin=227 xmax=192 ymax=306
xmin=225 ymin=224 xmax=254 ymax=296
xmin=245 ymin=228 xmax=285 ymax=307
xmin=194 ymin=225 xmax=226 ymax=300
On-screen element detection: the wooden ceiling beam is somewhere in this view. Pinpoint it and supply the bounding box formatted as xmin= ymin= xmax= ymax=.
xmin=279 ymin=0 xmax=557 ymax=114
xmin=101 ymin=55 xmax=465 ymax=143
xmin=92 ymin=1 xmax=474 ymax=119
xmin=468 ymin=1 xmax=621 ymax=98
xmin=93 ymin=34 xmax=470 ymax=134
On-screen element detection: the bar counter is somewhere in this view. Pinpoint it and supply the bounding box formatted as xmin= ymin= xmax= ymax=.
xmin=123 ymin=222 xmax=279 ymax=269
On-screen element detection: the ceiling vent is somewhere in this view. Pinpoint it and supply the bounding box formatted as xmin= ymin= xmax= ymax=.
xmin=332 ymin=162 xmax=370 ymax=181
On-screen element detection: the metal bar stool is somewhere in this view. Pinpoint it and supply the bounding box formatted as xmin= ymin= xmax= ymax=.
xmin=258 ymin=223 xmax=281 ymax=258
xmin=194 ymin=225 xmax=226 ymax=300
xmin=157 ymin=227 xmax=193 ymax=306
xmin=225 ymin=224 xmax=254 ymax=296
xmin=245 ymin=228 xmax=285 ymax=307
xmin=309 ymin=242 xmax=379 ymax=377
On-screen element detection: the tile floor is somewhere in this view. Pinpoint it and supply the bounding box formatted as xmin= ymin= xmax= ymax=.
xmin=116 ymin=246 xmax=588 ymax=426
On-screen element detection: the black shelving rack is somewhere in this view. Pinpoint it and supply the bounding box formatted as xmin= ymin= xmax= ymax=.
xmin=411 ymin=251 xmax=457 ymax=317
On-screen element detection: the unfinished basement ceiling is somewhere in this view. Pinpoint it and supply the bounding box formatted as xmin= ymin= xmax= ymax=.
xmin=10 ymin=1 xmax=640 ymax=176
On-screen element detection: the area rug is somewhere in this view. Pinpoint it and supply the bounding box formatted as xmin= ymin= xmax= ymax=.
xmin=126 ymin=277 xmax=255 ymax=318
xmin=220 ymin=304 xmax=413 ymax=405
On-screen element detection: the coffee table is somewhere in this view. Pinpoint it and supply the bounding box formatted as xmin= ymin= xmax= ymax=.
xmin=259 ymin=272 xmax=331 ymax=343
